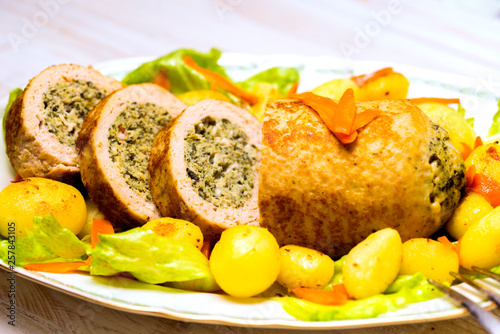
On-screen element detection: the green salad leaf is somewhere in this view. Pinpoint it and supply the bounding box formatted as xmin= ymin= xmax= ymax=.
xmin=487 ymin=99 xmax=500 ymax=139
xmin=237 ymin=67 xmax=300 ymax=97
xmin=91 ymin=228 xmax=215 ymax=285
xmin=122 ymin=48 xmax=229 ymax=95
xmin=2 ymin=88 xmax=23 ymax=140
xmin=0 ymin=214 xmax=87 ymax=266
xmin=277 ymin=272 xmax=441 ymax=321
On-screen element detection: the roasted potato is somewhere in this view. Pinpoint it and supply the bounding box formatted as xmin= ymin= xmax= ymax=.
xmin=142 ymin=217 xmax=204 ymax=250
xmin=250 ymin=82 xmax=281 ymax=122
xmin=465 ymin=143 xmax=500 ymax=183
xmin=343 ymin=228 xmax=402 ymax=299
xmin=460 ymin=205 xmax=500 ymax=269
xmin=277 ymin=245 xmax=334 ymax=290
xmin=357 ymin=72 xmax=409 ymax=100
xmin=446 ymin=192 xmax=493 ymax=240
xmin=399 ymin=238 xmax=459 ymax=284
xmin=0 ymin=177 xmax=86 ymax=237
xmin=312 ymin=78 xmax=361 ymax=101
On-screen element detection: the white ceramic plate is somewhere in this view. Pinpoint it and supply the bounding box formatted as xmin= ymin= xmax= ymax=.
xmin=0 ymin=54 xmax=499 ymax=329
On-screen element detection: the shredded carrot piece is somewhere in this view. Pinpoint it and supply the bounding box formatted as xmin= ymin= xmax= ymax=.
xmin=24 ymin=257 xmax=91 ymax=273
xmin=466 ymin=166 xmax=476 ymax=188
xmin=461 ymin=142 xmax=473 ymax=161
xmin=292 ymin=284 xmax=349 ymax=306
xmin=182 ymin=56 xmax=259 ymax=105
xmin=285 ymin=82 xmax=299 ymax=98
xmin=408 ymin=97 xmax=461 ymax=105
xmin=474 ymin=136 xmax=484 ymax=149
xmin=437 ymin=236 xmax=460 ymax=255
xmin=293 ymin=90 xmax=380 ymax=144
xmin=91 ymin=218 xmax=115 ymax=249
xmin=201 ymin=241 xmax=211 ymax=259
xmin=350 ymin=67 xmax=394 ymax=87
xmin=469 ymin=173 xmax=500 ymax=207
xmin=153 ymin=69 xmax=170 ymax=90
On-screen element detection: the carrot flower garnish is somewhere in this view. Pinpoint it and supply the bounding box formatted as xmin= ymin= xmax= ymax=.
xmin=350 ymin=67 xmax=394 ymax=87
xmin=294 ymin=90 xmax=381 ymax=144
xmin=182 ymin=56 xmax=259 ymax=105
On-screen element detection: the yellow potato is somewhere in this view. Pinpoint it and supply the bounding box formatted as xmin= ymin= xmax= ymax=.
xmin=250 ymin=82 xmax=281 ymax=122
xmin=77 ymin=197 xmax=106 ymax=239
xmin=460 ymin=205 xmax=500 ymax=269
xmin=399 ymin=238 xmax=459 ymax=284
xmin=277 ymin=245 xmax=334 ymax=290
xmin=465 ymin=143 xmax=500 ymax=183
xmin=343 ymin=228 xmax=402 ymax=300
xmin=142 ymin=217 xmax=204 ymax=250
xmin=357 ymin=72 xmax=409 ymax=100
xmin=417 ymin=102 xmax=475 ymax=153
xmin=446 ymin=192 xmax=493 ymax=240
xmin=312 ymin=78 xmax=361 ymax=101
xmin=0 ymin=177 xmax=87 ymax=237
xmin=177 ymin=90 xmax=230 ymax=106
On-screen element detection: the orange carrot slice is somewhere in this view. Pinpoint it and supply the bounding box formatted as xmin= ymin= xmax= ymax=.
xmin=474 ymin=136 xmax=483 ymax=149
xmin=182 ymin=56 xmax=259 ymax=105
xmin=285 ymin=82 xmax=299 ymax=98
xmin=352 ymin=108 xmax=383 ymax=131
xmin=201 ymin=241 xmax=211 ymax=259
xmin=91 ymin=218 xmax=115 ymax=249
xmin=351 ymin=67 xmax=394 ymax=87
xmin=469 ymin=173 xmax=500 ymax=207
xmin=292 ymin=284 xmax=349 ymax=306
xmin=466 ymin=166 xmax=476 ymax=188
xmin=408 ymin=98 xmax=461 ymax=105
xmin=461 ymin=142 xmax=473 ymax=161
xmin=24 ymin=257 xmax=91 ymax=273
xmin=153 ymin=68 xmax=170 ymax=90
xmin=334 ymin=88 xmax=356 ymax=134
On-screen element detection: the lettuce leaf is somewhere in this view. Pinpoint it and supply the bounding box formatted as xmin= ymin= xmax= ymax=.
xmin=487 ymin=99 xmax=500 ymax=139
xmin=277 ymin=272 xmax=441 ymax=321
xmin=237 ymin=67 xmax=300 ymax=97
xmin=2 ymin=88 xmax=23 ymax=140
xmin=122 ymin=48 xmax=229 ymax=95
xmin=90 ymin=228 xmax=214 ymax=284
xmin=0 ymin=214 xmax=87 ymax=266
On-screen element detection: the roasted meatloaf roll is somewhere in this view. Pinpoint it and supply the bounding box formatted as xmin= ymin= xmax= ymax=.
xmin=5 ymin=64 xmax=124 ymax=183
xmin=259 ymin=99 xmax=465 ymax=258
xmin=149 ymin=99 xmax=261 ymax=241
xmin=77 ymin=83 xmax=186 ymax=229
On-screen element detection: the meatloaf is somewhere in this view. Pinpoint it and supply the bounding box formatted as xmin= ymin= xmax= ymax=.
xmin=148 ymin=99 xmax=262 ymax=241
xmin=77 ymin=83 xmax=186 ymax=230
xmin=5 ymin=64 xmax=124 ymax=183
xmin=259 ymin=99 xmax=465 ymax=258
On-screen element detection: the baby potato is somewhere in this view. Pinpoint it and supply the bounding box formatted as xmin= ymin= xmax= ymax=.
xmin=343 ymin=228 xmax=402 ymax=300
xmin=177 ymin=90 xmax=230 ymax=106
xmin=399 ymin=238 xmax=459 ymax=284
xmin=209 ymin=225 xmax=280 ymax=298
xmin=277 ymin=245 xmax=334 ymax=290
xmin=446 ymin=192 xmax=493 ymax=240
xmin=312 ymin=78 xmax=361 ymax=101
xmin=465 ymin=143 xmax=500 ymax=183
xmin=460 ymin=205 xmax=500 ymax=269
xmin=357 ymin=72 xmax=409 ymax=101
xmin=142 ymin=217 xmax=203 ymax=250
xmin=418 ymin=102 xmax=475 ymax=153
xmin=250 ymin=82 xmax=281 ymax=122
xmin=0 ymin=177 xmax=86 ymax=237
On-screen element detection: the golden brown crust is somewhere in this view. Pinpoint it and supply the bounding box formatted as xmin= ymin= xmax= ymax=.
xmin=259 ymin=99 xmax=464 ymax=258
xmin=149 ymin=100 xmax=262 ymax=241
xmin=77 ymin=83 xmax=186 ymax=230
xmin=5 ymin=64 xmax=124 ymax=184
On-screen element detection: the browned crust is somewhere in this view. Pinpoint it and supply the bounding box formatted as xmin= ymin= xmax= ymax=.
xmin=5 ymin=64 xmax=124 ymax=184
xmin=259 ymin=98 xmax=462 ymax=258
xmin=149 ymin=99 xmax=262 ymax=241
xmin=77 ymin=83 xmax=187 ymax=230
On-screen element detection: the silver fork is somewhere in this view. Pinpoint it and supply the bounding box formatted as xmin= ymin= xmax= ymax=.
xmin=429 ymin=267 xmax=500 ymax=334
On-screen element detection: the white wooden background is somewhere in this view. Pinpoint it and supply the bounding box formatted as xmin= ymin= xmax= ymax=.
xmin=1 ymin=0 xmax=500 ymax=333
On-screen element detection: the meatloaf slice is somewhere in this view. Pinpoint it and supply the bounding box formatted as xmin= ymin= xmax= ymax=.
xmin=5 ymin=64 xmax=124 ymax=183
xmin=77 ymin=83 xmax=186 ymax=230
xmin=149 ymin=99 xmax=262 ymax=241
xmin=259 ymin=99 xmax=465 ymax=258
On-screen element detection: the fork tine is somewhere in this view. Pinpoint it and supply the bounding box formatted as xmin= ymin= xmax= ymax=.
xmin=450 ymin=272 xmax=500 ymax=307
xmin=428 ymin=279 xmax=500 ymax=334
xmin=472 ymin=266 xmax=500 ymax=283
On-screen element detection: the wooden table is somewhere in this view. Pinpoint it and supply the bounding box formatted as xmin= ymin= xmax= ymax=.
xmin=1 ymin=0 xmax=500 ymax=333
